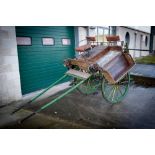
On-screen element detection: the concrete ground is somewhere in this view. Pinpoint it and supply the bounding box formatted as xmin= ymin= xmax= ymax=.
xmin=131 ymin=64 xmax=155 ymax=86
xmin=131 ymin=64 xmax=155 ymax=78
xmin=0 ymin=84 xmax=155 ymax=129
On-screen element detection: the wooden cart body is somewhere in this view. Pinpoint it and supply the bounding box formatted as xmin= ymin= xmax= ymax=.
xmin=67 ymin=43 xmax=135 ymax=84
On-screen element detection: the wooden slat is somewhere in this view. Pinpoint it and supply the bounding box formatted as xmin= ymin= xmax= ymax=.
xmin=66 ymin=69 xmax=91 ymax=79
xmin=86 ymin=36 xmax=96 ymax=41
xmin=75 ymin=44 xmax=91 ymax=52
xmin=106 ymin=35 xmax=120 ymax=42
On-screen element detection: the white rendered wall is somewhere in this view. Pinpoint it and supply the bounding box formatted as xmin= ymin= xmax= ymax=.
xmin=116 ymin=27 xmax=150 ymax=58
xmin=127 ymin=26 xmax=151 ymax=33
xmin=78 ymin=27 xmax=88 ymax=46
xmin=0 ymin=26 xmax=22 ymax=105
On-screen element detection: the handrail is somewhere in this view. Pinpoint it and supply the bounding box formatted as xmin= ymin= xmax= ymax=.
xmin=78 ymin=39 xmax=124 ymax=46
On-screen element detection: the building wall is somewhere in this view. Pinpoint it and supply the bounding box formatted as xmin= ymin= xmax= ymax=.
xmin=88 ymin=27 xmax=96 ymax=36
xmin=116 ymin=26 xmax=150 ymax=58
xmin=0 ymin=26 xmax=22 ymax=105
xmin=127 ymin=26 xmax=151 ymax=33
xmin=78 ymin=27 xmax=88 ymax=46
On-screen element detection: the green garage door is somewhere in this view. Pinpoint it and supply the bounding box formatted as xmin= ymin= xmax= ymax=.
xmin=16 ymin=26 xmax=75 ymax=95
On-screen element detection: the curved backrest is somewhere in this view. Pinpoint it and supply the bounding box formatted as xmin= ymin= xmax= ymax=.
xmin=86 ymin=36 xmax=96 ymax=42
xmin=106 ymin=35 xmax=120 ymax=42
xmin=75 ymin=44 xmax=92 ymax=52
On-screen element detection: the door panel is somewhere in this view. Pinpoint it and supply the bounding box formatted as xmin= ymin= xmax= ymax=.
xmin=16 ymin=26 xmax=75 ymax=95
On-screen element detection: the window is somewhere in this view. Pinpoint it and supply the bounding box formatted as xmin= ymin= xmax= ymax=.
xmin=16 ymin=37 xmax=31 ymax=45
xmin=125 ymin=32 xmax=130 ymax=46
xmin=62 ymin=38 xmax=71 ymax=45
xmin=93 ymin=26 xmax=111 ymax=42
xmin=42 ymin=38 xmax=54 ymax=45
xmin=145 ymin=36 xmax=148 ymax=47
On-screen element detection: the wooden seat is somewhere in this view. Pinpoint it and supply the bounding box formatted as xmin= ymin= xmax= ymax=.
xmin=75 ymin=44 xmax=91 ymax=52
xmin=66 ymin=69 xmax=91 ymax=79
xmin=86 ymin=36 xmax=96 ymax=42
xmin=106 ymin=35 xmax=120 ymax=42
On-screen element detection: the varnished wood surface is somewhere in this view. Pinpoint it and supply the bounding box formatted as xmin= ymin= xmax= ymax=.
xmin=69 ymin=45 xmax=135 ymax=83
xmin=66 ymin=69 xmax=91 ymax=79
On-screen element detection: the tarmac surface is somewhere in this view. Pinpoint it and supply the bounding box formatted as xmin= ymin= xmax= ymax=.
xmin=131 ymin=64 xmax=155 ymax=78
xmin=0 ymin=84 xmax=155 ymax=129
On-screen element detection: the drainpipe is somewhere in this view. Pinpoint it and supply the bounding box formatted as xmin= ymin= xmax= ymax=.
xmin=87 ymin=26 xmax=89 ymax=36
xmin=97 ymin=26 xmax=99 ymax=45
xmin=111 ymin=26 xmax=116 ymax=35
xmin=74 ymin=26 xmax=79 ymax=57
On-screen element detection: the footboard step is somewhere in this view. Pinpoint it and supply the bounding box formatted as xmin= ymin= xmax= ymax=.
xmin=66 ymin=69 xmax=91 ymax=79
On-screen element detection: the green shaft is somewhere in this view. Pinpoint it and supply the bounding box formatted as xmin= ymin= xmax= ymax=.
xmin=30 ymin=74 xmax=67 ymax=103
xmin=36 ymin=79 xmax=86 ymax=113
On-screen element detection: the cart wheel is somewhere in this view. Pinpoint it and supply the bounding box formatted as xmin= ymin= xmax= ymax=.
xmin=76 ymin=77 xmax=101 ymax=95
xmin=102 ymin=73 xmax=130 ymax=104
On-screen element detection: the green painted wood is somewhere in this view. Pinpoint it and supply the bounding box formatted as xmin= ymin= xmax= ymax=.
xmin=16 ymin=26 xmax=75 ymax=95
xmin=101 ymin=73 xmax=130 ymax=104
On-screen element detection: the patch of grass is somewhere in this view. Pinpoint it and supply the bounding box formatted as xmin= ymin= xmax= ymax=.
xmin=136 ymin=55 xmax=155 ymax=64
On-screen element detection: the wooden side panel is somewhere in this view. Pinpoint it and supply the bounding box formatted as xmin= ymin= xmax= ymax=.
xmin=105 ymin=55 xmax=128 ymax=81
xmin=69 ymin=59 xmax=90 ymax=70
xmin=69 ymin=44 xmax=135 ymax=83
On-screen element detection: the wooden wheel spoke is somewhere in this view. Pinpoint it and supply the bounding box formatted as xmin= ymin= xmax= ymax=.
xmin=77 ymin=77 xmax=99 ymax=95
xmin=117 ymin=85 xmax=123 ymax=96
xmin=111 ymin=86 xmax=117 ymax=101
xmin=108 ymin=86 xmax=115 ymax=99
